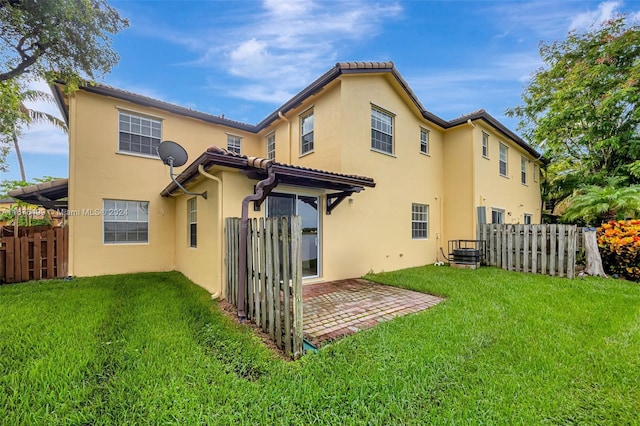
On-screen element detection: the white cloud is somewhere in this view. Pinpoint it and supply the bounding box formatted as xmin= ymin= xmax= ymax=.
xmin=151 ymin=0 xmax=403 ymax=104
xmin=569 ymin=1 xmax=621 ymax=30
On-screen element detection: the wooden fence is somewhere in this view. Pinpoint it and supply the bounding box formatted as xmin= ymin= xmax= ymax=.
xmin=0 ymin=226 xmax=68 ymax=284
xmin=225 ymin=216 xmax=303 ymax=359
xmin=478 ymin=224 xmax=577 ymax=278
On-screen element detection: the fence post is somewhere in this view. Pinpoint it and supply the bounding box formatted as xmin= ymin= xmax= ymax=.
xmin=291 ymin=216 xmax=303 ymax=359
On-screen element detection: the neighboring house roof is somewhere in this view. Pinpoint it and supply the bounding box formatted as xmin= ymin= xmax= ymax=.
xmin=160 ymin=146 xmax=376 ymax=198
xmin=51 ymin=62 xmax=543 ymax=160
xmin=8 ymin=178 xmax=68 ymax=209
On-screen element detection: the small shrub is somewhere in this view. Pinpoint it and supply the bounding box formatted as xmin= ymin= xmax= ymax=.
xmin=598 ymin=220 xmax=640 ymax=282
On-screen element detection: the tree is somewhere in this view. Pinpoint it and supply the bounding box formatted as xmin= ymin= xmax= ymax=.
xmin=508 ymin=16 xmax=640 ymax=202
xmin=0 ymin=0 xmax=128 ymax=87
xmin=562 ymin=177 xmax=640 ymax=226
xmin=0 ymin=79 xmax=67 ymax=180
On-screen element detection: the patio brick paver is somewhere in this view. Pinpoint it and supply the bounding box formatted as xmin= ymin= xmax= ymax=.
xmin=303 ymin=278 xmax=443 ymax=347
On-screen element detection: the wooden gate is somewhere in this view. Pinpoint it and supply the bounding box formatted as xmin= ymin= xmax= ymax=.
xmin=225 ymin=216 xmax=303 ymax=359
xmin=478 ymin=224 xmax=577 ymax=278
xmin=0 ymin=226 xmax=68 ymax=284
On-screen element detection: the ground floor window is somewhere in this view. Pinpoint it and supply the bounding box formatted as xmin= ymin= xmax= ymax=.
xmin=491 ymin=208 xmax=505 ymax=224
xmin=188 ymin=197 xmax=197 ymax=248
xmin=412 ymin=203 xmax=429 ymax=239
xmin=524 ymin=213 xmax=532 ymax=225
xmin=103 ymin=199 xmax=149 ymax=244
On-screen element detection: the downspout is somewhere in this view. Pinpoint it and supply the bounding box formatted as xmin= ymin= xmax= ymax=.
xmin=198 ymin=164 xmax=222 ymax=300
xmin=238 ymin=159 xmax=276 ymax=319
xmin=278 ymin=111 xmax=291 ymax=163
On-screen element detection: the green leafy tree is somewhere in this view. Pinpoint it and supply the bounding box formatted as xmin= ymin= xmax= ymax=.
xmin=0 ymin=79 xmax=67 ymax=180
xmin=0 ymin=0 xmax=129 ymax=87
xmin=508 ymin=16 xmax=640 ymax=209
xmin=562 ymin=177 xmax=640 ymax=226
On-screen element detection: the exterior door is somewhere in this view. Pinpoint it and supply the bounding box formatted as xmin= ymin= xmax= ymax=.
xmin=266 ymin=193 xmax=320 ymax=278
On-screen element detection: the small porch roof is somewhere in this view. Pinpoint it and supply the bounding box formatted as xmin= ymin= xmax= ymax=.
xmin=160 ymin=146 xmax=375 ymax=199
xmin=8 ymin=178 xmax=68 ymax=209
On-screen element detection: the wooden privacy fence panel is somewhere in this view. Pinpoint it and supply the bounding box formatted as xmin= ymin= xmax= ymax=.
xmin=0 ymin=226 xmax=68 ymax=284
xmin=478 ymin=224 xmax=577 ymax=278
xmin=225 ymin=216 xmax=303 ymax=359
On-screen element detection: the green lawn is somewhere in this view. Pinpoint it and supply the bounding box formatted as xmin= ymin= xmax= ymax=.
xmin=1 ymin=268 xmax=639 ymax=425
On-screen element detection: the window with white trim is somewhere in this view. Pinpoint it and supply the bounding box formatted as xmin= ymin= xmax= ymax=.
xmin=411 ymin=203 xmax=429 ymax=239
xmin=499 ymin=143 xmax=508 ymax=177
xmin=188 ymin=197 xmax=197 ymax=248
xmin=371 ymin=107 xmax=394 ymax=154
xmin=266 ymin=132 xmax=275 ymax=160
xmin=420 ymin=128 xmax=430 ymax=154
xmin=103 ymin=199 xmax=149 ymax=244
xmin=118 ymin=111 xmax=161 ymax=156
xmin=300 ymin=110 xmax=314 ymax=155
xmin=524 ymin=213 xmax=532 ymax=225
xmin=491 ymin=208 xmax=505 ymax=224
xmin=521 ymin=156 xmax=528 ymax=184
xmin=227 ymin=135 xmax=241 ymax=154
xmin=482 ymin=132 xmax=489 ymax=158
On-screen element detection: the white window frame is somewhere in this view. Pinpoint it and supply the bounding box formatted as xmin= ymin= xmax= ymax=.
xmin=118 ymin=111 xmax=162 ymax=157
xmin=491 ymin=208 xmax=505 ymax=224
xmin=371 ymin=106 xmax=394 ymax=155
xmin=499 ymin=143 xmax=508 ymax=177
xmin=411 ymin=203 xmax=429 ymax=239
xmin=521 ymin=156 xmax=528 ymax=185
xmin=420 ymin=128 xmax=430 ymax=155
xmin=188 ymin=197 xmax=197 ymax=248
xmin=300 ymin=109 xmax=314 ymax=155
xmin=103 ymin=199 xmax=149 ymax=244
xmin=227 ymin=134 xmax=242 ymax=154
xmin=482 ymin=132 xmax=489 ymax=158
xmin=524 ymin=213 xmax=532 ymax=225
xmin=266 ymin=132 xmax=276 ymax=160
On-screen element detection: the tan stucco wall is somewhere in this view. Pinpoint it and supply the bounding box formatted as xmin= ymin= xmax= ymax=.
xmin=472 ymin=123 xmax=542 ymax=232
xmin=67 ymin=72 xmax=542 ymax=293
xmin=442 ymin=125 xmax=475 ymax=243
xmin=67 ymin=90 xmax=259 ymax=280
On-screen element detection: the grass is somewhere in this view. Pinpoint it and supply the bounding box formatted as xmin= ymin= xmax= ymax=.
xmin=0 ymin=268 xmax=639 ymax=425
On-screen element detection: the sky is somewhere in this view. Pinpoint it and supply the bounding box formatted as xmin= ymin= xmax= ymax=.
xmin=8 ymin=0 xmax=640 ymax=182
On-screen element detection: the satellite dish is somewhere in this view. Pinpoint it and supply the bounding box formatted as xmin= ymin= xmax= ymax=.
xmin=158 ymin=140 xmax=188 ymax=167
xmin=158 ymin=140 xmax=207 ymax=199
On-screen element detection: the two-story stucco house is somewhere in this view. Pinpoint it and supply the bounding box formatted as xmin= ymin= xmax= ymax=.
xmin=47 ymin=61 xmax=542 ymax=296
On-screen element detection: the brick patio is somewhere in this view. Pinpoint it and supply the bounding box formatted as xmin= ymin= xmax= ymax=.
xmin=303 ymin=279 xmax=443 ymax=347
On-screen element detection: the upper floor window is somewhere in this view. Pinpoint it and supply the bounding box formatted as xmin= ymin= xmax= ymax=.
xmin=371 ymin=106 xmax=394 ymax=155
xmin=188 ymin=197 xmax=197 ymax=248
xmin=491 ymin=208 xmax=505 ymax=224
xmin=227 ymin=135 xmax=241 ymax=154
xmin=118 ymin=111 xmax=161 ymax=157
xmin=412 ymin=203 xmax=429 ymax=239
xmin=420 ymin=128 xmax=430 ymax=155
xmin=482 ymin=132 xmax=489 ymax=158
xmin=521 ymin=157 xmax=528 ymax=184
xmin=499 ymin=143 xmax=508 ymax=177
xmin=300 ymin=109 xmax=314 ymax=155
xmin=103 ymin=199 xmax=149 ymax=244
xmin=266 ymin=132 xmax=276 ymax=160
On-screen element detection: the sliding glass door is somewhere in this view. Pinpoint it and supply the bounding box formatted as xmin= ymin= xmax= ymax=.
xmin=266 ymin=193 xmax=319 ymax=278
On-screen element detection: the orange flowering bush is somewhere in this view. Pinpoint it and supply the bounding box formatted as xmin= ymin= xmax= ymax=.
xmin=597 ymin=220 xmax=640 ymax=281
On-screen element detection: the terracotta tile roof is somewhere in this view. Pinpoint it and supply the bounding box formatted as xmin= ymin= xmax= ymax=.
xmin=205 ymin=145 xmax=375 ymax=183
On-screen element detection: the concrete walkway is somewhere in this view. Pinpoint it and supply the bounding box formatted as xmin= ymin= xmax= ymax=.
xmin=303 ymin=279 xmax=443 ymax=346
